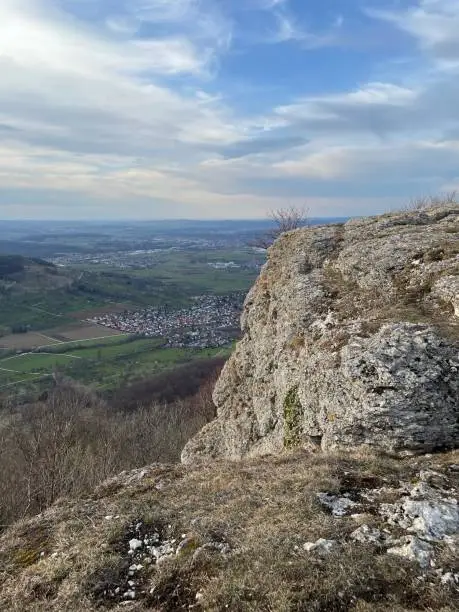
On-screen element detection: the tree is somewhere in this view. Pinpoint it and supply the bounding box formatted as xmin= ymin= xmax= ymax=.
xmin=252 ymin=206 xmax=308 ymax=249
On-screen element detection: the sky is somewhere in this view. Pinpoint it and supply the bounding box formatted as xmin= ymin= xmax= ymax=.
xmin=0 ymin=0 xmax=458 ymax=219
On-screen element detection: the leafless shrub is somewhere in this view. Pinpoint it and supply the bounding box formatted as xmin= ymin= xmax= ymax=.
xmin=407 ymin=190 xmax=457 ymax=211
xmin=0 ymin=377 xmax=217 ymax=527
xmin=252 ymin=206 xmax=309 ymax=249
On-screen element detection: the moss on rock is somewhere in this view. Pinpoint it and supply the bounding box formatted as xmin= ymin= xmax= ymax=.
xmin=283 ymin=386 xmax=302 ymax=449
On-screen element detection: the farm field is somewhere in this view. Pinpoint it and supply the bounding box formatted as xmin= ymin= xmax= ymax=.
xmin=125 ymin=251 xmax=261 ymax=294
xmin=0 ymin=239 xmax=263 ymax=399
xmin=0 ymin=331 xmax=61 ymax=350
xmin=0 ymin=249 xmax=262 ymax=335
xmin=0 ymin=334 xmax=231 ymax=392
xmin=50 ymin=323 xmax=125 ymax=341
xmin=0 ymin=323 xmax=125 ymax=351
xmin=0 ymin=291 xmax=105 ymax=334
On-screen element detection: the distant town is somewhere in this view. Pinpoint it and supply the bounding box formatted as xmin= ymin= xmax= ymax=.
xmin=88 ymin=293 xmax=245 ymax=348
xmin=51 ymin=249 xmax=263 ymax=271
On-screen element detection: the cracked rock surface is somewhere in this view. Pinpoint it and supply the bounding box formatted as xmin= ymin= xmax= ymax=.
xmin=315 ymin=466 xmax=458 ymax=573
xmin=183 ymin=205 xmax=459 ymax=463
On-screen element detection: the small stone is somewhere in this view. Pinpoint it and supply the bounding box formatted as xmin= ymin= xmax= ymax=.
xmin=419 ymin=469 xmax=448 ymax=484
xmin=387 ymin=536 xmax=434 ymax=568
xmin=212 ymin=541 xmax=230 ymax=554
xmin=129 ymin=538 xmax=143 ymax=552
xmin=303 ymin=538 xmax=338 ymax=555
xmin=440 ymin=572 xmax=458 ymax=586
xmin=350 ymin=524 xmax=382 ymax=544
xmin=317 ymin=492 xmax=358 ymax=516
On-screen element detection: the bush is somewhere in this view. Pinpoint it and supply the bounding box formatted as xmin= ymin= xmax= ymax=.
xmin=0 ymin=376 xmax=217 ymax=528
xmin=110 ymin=357 xmax=226 ymax=411
xmin=407 ymin=191 xmax=457 ymax=211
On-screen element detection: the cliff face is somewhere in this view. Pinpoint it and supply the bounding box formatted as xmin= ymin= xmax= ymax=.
xmin=182 ymin=206 xmax=459 ymax=463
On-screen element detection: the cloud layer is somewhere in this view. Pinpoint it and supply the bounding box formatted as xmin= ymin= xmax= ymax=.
xmin=0 ymin=0 xmax=458 ymax=218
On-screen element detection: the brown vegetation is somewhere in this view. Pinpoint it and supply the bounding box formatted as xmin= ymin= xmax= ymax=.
xmin=0 ymin=449 xmax=457 ymax=611
xmin=0 ymin=372 xmax=218 ymax=528
xmin=407 ymin=191 xmax=457 ymax=211
xmin=252 ymin=206 xmax=308 ymax=249
xmin=110 ymin=357 xmax=226 ymax=411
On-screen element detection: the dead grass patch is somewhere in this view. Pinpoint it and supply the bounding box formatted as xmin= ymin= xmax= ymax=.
xmin=0 ymin=450 xmax=458 ymax=611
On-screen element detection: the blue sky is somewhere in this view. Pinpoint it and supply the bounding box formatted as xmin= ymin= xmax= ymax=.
xmin=0 ymin=0 xmax=458 ymax=219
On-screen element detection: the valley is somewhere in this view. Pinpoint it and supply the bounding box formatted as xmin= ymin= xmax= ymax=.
xmin=0 ymin=220 xmax=271 ymax=395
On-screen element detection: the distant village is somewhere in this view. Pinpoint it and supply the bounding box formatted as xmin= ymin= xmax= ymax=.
xmin=51 ymin=246 xmax=263 ymax=270
xmin=88 ymin=293 xmax=245 ymax=348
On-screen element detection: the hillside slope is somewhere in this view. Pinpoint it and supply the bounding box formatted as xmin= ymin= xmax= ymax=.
xmin=183 ymin=205 xmax=458 ymax=463
xmin=1 ymin=207 xmax=458 ymax=611
xmin=0 ymin=255 xmax=71 ymax=294
xmin=0 ymin=450 xmax=458 ymax=611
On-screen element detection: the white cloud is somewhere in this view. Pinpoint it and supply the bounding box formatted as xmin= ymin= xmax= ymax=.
xmin=274 ymin=140 xmax=459 ymax=182
xmin=367 ymin=0 xmax=459 ymax=61
xmin=262 ymin=0 xmax=341 ymax=47
xmin=0 ymin=0 xmax=210 ymax=77
xmin=1 ymin=0 xmax=459 ymax=218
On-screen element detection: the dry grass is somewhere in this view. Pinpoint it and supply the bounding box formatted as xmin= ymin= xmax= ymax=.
xmin=0 ymin=449 xmax=457 ymax=611
xmin=321 ymin=246 xmax=459 ymax=343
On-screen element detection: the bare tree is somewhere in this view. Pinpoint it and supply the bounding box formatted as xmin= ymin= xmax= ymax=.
xmin=407 ymin=191 xmax=457 ymax=211
xmin=252 ymin=206 xmax=308 ymax=249
xmin=0 ymin=376 xmax=219 ymax=526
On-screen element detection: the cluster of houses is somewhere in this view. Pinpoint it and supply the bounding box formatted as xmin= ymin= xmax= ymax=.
xmin=88 ymin=293 xmax=245 ymax=348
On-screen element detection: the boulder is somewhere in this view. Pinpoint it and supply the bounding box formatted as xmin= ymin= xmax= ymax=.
xmin=182 ymin=206 xmax=459 ymax=463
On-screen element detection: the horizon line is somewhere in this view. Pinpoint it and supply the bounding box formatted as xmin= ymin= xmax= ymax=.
xmin=0 ymin=215 xmax=350 ymax=222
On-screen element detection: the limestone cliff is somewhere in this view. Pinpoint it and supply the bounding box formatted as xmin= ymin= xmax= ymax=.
xmin=182 ymin=205 xmax=459 ymax=463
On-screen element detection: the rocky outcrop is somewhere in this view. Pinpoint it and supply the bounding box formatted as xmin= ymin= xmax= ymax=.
xmin=182 ymin=206 xmax=459 ymax=463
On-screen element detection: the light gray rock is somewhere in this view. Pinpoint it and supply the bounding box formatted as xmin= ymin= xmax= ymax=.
xmin=350 ymin=524 xmax=383 ymax=544
xmin=387 ymin=536 xmax=434 ymax=568
xmin=432 ymin=276 xmax=459 ymax=318
xmin=303 ymin=538 xmax=338 ymax=555
xmin=440 ymin=572 xmax=459 ymax=586
xmin=380 ymin=479 xmax=459 ymax=542
xmin=128 ymin=538 xmax=143 ymax=552
xmin=317 ymin=492 xmax=359 ymax=516
xmin=182 ymin=206 xmax=459 ymax=463
xmin=403 ymin=498 xmax=458 ymax=540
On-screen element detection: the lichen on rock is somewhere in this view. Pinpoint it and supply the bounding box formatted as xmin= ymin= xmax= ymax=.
xmin=182 ymin=205 xmax=459 ymax=464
